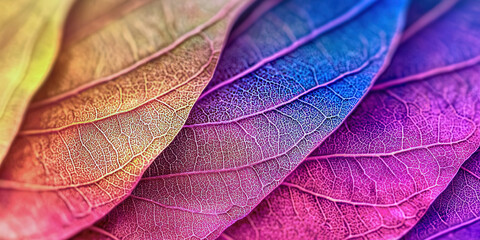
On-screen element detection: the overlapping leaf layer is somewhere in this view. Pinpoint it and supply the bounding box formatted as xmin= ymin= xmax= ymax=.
xmin=0 ymin=0 xmax=73 ymax=163
xmin=222 ymin=0 xmax=480 ymax=239
xmin=74 ymin=0 xmax=409 ymax=239
xmin=404 ymin=150 xmax=480 ymax=239
xmin=0 ymin=0 xmax=248 ymax=239
xmin=2 ymin=0 xmax=480 ymax=239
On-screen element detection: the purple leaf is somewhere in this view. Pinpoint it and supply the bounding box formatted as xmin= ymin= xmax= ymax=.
xmin=221 ymin=0 xmax=480 ymax=239
xmin=402 ymin=0 xmax=458 ymax=41
xmin=403 ymin=150 xmax=480 ymax=240
xmin=73 ymin=0 xmax=408 ymax=239
xmin=405 ymin=0 xmax=445 ymax=28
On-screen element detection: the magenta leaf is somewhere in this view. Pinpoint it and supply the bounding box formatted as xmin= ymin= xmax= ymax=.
xmin=403 ymin=150 xmax=480 ymax=240
xmin=74 ymin=0 xmax=408 ymax=239
xmin=221 ymin=0 xmax=480 ymax=239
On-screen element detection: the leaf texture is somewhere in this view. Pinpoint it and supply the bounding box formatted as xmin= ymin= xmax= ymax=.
xmin=402 ymin=0 xmax=457 ymax=41
xmin=0 ymin=0 xmax=73 ymax=164
xmin=0 ymin=0 xmax=249 ymax=239
xmin=75 ymin=0 xmax=409 ymax=239
xmin=404 ymin=0 xmax=442 ymax=27
xmin=403 ymin=150 xmax=480 ymax=240
xmin=221 ymin=0 xmax=480 ymax=239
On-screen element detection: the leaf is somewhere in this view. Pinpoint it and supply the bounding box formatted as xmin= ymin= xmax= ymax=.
xmin=402 ymin=0 xmax=458 ymax=40
xmin=75 ymin=0 xmax=409 ymax=239
xmin=0 ymin=0 xmax=249 ymax=239
xmin=221 ymin=0 xmax=480 ymax=239
xmin=403 ymin=149 xmax=480 ymax=240
xmin=0 ymin=0 xmax=73 ymax=164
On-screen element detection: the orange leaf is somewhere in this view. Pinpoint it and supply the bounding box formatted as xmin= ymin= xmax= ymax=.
xmin=0 ymin=0 xmax=249 ymax=239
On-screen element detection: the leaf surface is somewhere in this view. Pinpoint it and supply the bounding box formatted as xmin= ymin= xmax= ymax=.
xmin=403 ymin=150 xmax=480 ymax=240
xmin=221 ymin=0 xmax=480 ymax=239
xmin=76 ymin=0 xmax=408 ymax=239
xmin=0 ymin=0 xmax=73 ymax=164
xmin=0 ymin=0 xmax=248 ymax=239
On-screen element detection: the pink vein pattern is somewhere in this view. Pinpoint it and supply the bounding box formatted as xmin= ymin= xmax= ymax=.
xmin=73 ymin=0 xmax=409 ymax=239
xmin=221 ymin=0 xmax=480 ymax=239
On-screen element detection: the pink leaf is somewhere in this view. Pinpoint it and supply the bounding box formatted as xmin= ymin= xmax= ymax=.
xmin=221 ymin=0 xmax=480 ymax=239
xmin=73 ymin=0 xmax=408 ymax=239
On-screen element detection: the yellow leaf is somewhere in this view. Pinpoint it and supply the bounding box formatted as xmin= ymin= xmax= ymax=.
xmin=0 ymin=0 xmax=73 ymax=164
